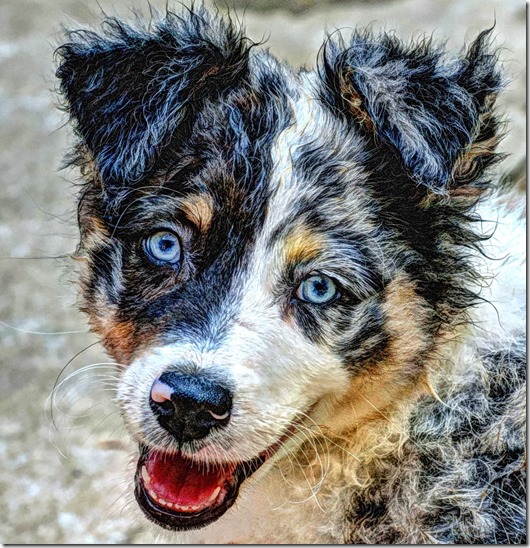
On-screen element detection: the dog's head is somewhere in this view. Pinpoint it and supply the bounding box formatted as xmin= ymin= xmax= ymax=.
xmin=56 ymin=8 xmax=503 ymax=531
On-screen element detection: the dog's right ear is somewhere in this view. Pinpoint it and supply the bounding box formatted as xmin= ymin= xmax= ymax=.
xmin=56 ymin=8 xmax=250 ymax=187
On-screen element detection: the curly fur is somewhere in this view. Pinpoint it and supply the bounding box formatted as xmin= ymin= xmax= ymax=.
xmin=55 ymin=5 xmax=525 ymax=544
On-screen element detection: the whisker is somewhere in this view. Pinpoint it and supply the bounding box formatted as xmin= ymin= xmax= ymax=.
xmin=47 ymin=358 xmax=127 ymax=458
xmin=50 ymin=340 xmax=102 ymax=429
xmin=48 ymin=362 xmax=123 ymax=406
xmin=0 ymin=319 xmax=87 ymax=335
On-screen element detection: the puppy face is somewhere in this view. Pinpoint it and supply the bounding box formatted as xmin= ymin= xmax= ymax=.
xmin=56 ymin=8 xmax=502 ymax=531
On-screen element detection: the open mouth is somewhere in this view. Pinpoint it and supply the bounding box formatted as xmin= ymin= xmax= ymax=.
xmin=134 ymin=432 xmax=294 ymax=531
xmin=135 ymin=445 xmax=266 ymax=531
xmin=134 ymin=410 xmax=315 ymax=531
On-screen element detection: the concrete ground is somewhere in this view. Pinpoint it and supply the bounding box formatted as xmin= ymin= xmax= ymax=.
xmin=0 ymin=0 xmax=524 ymax=543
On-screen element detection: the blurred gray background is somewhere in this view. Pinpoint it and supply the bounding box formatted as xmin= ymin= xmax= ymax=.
xmin=0 ymin=0 xmax=525 ymax=543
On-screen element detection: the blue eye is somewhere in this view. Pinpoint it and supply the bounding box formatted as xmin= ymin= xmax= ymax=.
xmin=143 ymin=231 xmax=181 ymax=265
xmin=295 ymin=274 xmax=339 ymax=304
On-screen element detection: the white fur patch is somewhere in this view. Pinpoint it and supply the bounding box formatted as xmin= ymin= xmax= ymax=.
xmin=470 ymin=195 xmax=526 ymax=348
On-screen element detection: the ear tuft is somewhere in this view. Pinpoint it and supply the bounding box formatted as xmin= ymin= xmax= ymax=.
xmin=320 ymin=28 xmax=504 ymax=195
xmin=56 ymin=7 xmax=251 ymax=187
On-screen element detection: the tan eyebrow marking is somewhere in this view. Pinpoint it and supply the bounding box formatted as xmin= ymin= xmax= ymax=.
xmin=179 ymin=193 xmax=214 ymax=232
xmin=282 ymin=226 xmax=325 ymax=264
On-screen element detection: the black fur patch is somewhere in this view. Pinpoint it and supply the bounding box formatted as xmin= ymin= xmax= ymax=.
xmin=56 ymin=8 xmax=251 ymax=188
xmin=319 ymin=28 xmax=503 ymax=193
xmin=58 ymin=9 xmax=295 ymax=348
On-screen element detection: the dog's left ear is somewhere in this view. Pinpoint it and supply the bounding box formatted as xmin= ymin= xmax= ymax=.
xmin=321 ymin=29 xmax=504 ymax=196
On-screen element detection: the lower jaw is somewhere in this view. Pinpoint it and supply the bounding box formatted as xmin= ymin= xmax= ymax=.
xmin=134 ymin=449 xmax=266 ymax=531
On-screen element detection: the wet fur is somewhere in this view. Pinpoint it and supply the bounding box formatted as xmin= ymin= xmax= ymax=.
xmin=56 ymin=6 xmax=525 ymax=543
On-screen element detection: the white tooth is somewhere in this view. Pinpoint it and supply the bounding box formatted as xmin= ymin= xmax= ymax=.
xmin=180 ymin=505 xmax=189 ymax=511
xmin=166 ymin=502 xmax=174 ymax=508
xmin=208 ymin=486 xmax=221 ymax=502
xmin=141 ymin=466 xmax=151 ymax=484
xmin=190 ymin=505 xmax=201 ymax=511
xmin=159 ymin=498 xmax=167 ymax=506
xmin=148 ymin=489 xmax=159 ymax=501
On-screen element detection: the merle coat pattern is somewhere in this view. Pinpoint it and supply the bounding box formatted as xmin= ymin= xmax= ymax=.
xmin=56 ymin=6 xmax=525 ymax=544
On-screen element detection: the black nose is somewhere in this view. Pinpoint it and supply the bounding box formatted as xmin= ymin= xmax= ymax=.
xmin=149 ymin=372 xmax=232 ymax=443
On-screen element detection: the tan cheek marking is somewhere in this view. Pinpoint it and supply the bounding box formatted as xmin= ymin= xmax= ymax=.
xmin=180 ymin=193 xmax=214 ymax=232
xmin=326 ymin=364 xmax=421 ymax=436
xmin=90 ymin=315 xmax=150 ymax=365
xmin=281 ymin=227 xmax=325 ymax=265
xmin=327 ymin=275 xmax=431 ymax=435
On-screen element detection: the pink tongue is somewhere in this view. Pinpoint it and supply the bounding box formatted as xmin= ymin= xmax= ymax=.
xmin=145 ymin=450 xmax=236 ymax=506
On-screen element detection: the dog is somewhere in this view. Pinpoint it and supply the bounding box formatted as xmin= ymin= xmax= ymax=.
xmin=55 ymin=6 xmax=526 ymax=543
